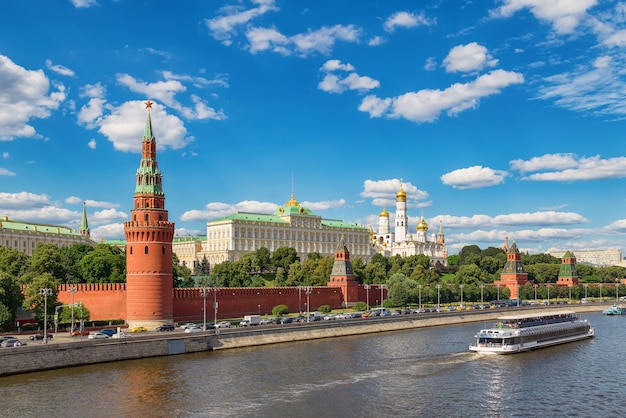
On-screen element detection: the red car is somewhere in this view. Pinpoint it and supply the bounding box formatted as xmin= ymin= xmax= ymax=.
xmin=71 ymin=330 xmax=90 ymax=337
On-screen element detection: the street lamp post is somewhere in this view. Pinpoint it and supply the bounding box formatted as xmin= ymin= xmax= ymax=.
xmin=417 ymin=285 xmax=422 ymax=310
xmin=258 ymin=304 xmax=261 ymax=316
xmin=305 ymin=287 xmax=312 ymax=322
xmin=436 ymin=284 xmax=441 ymax=310
xmin=480 ymin=283 xmax=484 ymax=306
xmin=68 ymin=286 xmax=77 ymax=333
xmin=496 ymin=285 xmax=500 ymax=301
xmin=584 ymin=283 xmax=588 ymax=300
xmin=547 ymin=284 xmax=551 ymax=305
xmin=200 ymin=288 xmax=209 ymax=331
xmin=534 ymin=284 xmax=538 ymax=304
xmin=459 ymin=284 xmax=464 ymax=307
xmin=379 ymin=284 xmax=386 ymax=308
xmin=39 ymin=288 xmax=52 ymax=344
xmin=364 ymin=285 xmax=370 ymax=310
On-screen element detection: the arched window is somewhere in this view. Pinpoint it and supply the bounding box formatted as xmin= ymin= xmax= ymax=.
xmin=130 ymin=247 xmax=133 ymax=255
xmin=144 ymin=246 xmax=149 ymax=254
xmin=162 ymin=246 xmax=166 ymax=255
xmin=145 ymin=214 xmax=149 ymax=221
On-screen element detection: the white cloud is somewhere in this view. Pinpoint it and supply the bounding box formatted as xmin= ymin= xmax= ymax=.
xmin=361 ymin=179 xmax=429 ymax=206
xmin=98 ymin=100 xmax=191 ymax=152
xmin=321 ymin=59 xmax=355 ymax=72
xmin=0 ymin=168 xmax=16 ymax=176
xmin=88 ymin=138 xmax=96 ymax=149
xmin=291 ymin=24 xmax=361 ymax=56
xmin=0 ymin=191 xmax=51 ymax=209
xmin=0 ymin=54 xmax=66 ymax=140
xmin=441 ymin=165 xmax=509 ymax=189
xmin=2 ymin=152 xmax=8 ymax=159
xmin=368 ymin=36 xmax=385 ymax=46
xmin=510 ymin=153 xmax=578 ymax=173
xmin=247 ymin=26 xmax=290 ymax=54
xmin=520 ymin=155 xmax=626 ymax=181
xmin=318 ymin=73 xmax=379 ymax=94
xmin=69 ymin=0 xmax=97 ymax=8
xmin=383 ymin=11 xmax=433 ymax=33
xmin=205 ymin=0 xmax=279 ymax=44
xmin=91 ymin=223 xmax=125 ymax=241
xmin=435 ymin=211 xmax=588 ymax=229
xmin=490 ymin=0 xmax=597 ymax=34
xmin=45 ymin=59 xmax=75 ymax=77
xmin=443 ymin=42 xmax=499 ymax=73
xmin=359 ymin=69 xmax=524 ymax=123
xmin=64 ymin=196 xmax=119 ymax=209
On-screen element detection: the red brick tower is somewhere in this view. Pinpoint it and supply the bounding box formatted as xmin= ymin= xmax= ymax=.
xmin=327 ymin=236 xmax=359 ymax=306
xmin=557 ymin=250 xmax=579 ymax=286
xmin=124 ymin=100 xmax=175 ymax=329
xmin=494 ymin=241 xmax=528 ymax=299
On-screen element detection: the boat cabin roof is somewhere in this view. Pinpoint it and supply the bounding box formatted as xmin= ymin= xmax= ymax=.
xmin=498 ymin=310 xmax=574 ymax=321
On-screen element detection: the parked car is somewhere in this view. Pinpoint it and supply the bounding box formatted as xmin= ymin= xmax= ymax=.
xmin=179 ymin=323 xmax=196 ymax=330
xmin=29 ymin=333 xmax=53 ymax=341
xmin=111 ymin=332 xmax=131 ymax=339
xmin=0 ymin=336 xmax=16 ymax=345
xmin=1 ymin=338 xmax=27 ymax=347
xmin=214 ymin=321 xmax=231 ymax=328
xmin=130 ymin=326 xmax=147 ymax=333
xmin=88 ymin=332 xmax=110 ymax=339
xmin=71 ymin=330 xmax=90 ymax=337
xmin=156 ymin=324 xmax=175 ymax=332
xmin=259 ymin=318 xmax=272 ymax=325
xmin=98 ymin=329 xmax=117 ymax=337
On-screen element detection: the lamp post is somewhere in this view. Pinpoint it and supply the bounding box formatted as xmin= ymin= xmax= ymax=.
xmin=599 ymin=284 xmax=603 ymax=301
xmin=436 ymin=284 xmax=441 ymax=310
xmin=379 ymin=284 xmax=386 ymax=308
xmin=584 ymin=283 xmax=588 ymax=299
xmin=305 ymin=286 xmax=312 ymax=322
xmin=534 ymin=284 xmax=538 ymax=304
xmin=68 ymin=286 xmax=77 ymax=333
xmin=496 ymin=285 xmax=500 ymax=301
xmin=39 ymin=288 xmax=52 ymax=344
xmin=200 ymin=288 xmax=209 ymax=331
xmin=417 ymin=285 xmax=422 ymax=310
xmin=298 ymin=286 xmax=302 ymax=314
xmin=258 ymin=304 xmax=261 ymax=316
xmin=364 ymin=284 xmax=371 ymax=310
xmin=480 ymin=283 xmax=484 ymax=306
xmin=459 ymin=284 xmax=464 ymax=307
xmin=547 ymin=284 xmax=551 ymax=305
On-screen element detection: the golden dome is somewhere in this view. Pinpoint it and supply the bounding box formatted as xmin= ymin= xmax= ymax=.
xmin=417 ymin=215 xmax=428 ymax=231
xmin=379 ymin=208 xmax=389 ymax=217
xmin=396 ymin=184 xmax=406 ymax=201
xmin=284 ymin=193 xmax=300 ymax=207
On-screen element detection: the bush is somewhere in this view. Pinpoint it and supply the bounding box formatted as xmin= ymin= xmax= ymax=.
xmin=353 ymin=301 xmax=368 ymax=311
xmin=318 ymin=305 xmax=331 ymax=314
xmin=272 ymin=304 xmax=289 ymax=316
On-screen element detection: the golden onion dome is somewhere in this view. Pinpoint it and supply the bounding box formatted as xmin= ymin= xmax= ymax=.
xmin=396 ymin=184 xmax=407 ymax=202
xmin=284 ymin=193 xmax=300 ymax=207
xmin=379 ymin=208 xmax=389 ymax=217
xmin=417 ymin=216 xmax=428 ymax=231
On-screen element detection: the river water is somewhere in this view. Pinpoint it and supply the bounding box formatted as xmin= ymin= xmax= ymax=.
xmin=1 ymin=312 xmax=624 ymax=417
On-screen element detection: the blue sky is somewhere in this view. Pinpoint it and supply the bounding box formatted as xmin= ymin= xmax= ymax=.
xmin=1 ymin=0 xmax=626 ymax=256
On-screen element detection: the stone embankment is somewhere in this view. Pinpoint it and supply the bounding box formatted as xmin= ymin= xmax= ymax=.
xmin=0 ymin=304 xmax=603 ymax=377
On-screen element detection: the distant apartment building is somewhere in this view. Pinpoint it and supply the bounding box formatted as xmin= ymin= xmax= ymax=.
xmin=550 ymin=249 xmax=624 ymax=267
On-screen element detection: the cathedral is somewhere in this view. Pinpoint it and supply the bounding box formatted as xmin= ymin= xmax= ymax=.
xmin=371 ymin=183 xmax=448 ymax=266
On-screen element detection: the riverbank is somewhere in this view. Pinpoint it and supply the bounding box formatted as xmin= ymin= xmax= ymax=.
xmin=0 ymin=304 xmax=605 ymax=377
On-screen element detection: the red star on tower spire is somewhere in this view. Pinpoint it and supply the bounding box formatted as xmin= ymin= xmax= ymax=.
xmin=145 ymin=99 xmax=153 ymax=109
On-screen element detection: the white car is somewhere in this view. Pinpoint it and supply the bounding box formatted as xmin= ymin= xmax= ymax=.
xmin=214 ymin=321 xmax=231 ymax=328
xmin=88 ymin=332 xmax=109 ymax=339
xmin=111 ymin=332 xmax=131 ymax=339
xmin=184 ymin=326 xmax=202 ymax=333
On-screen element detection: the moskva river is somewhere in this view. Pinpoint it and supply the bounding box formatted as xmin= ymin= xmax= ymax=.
xmin=1 ymin=312 xmax=624 ymax=417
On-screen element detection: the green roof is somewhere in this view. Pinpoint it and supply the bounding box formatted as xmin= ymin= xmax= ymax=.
xmin=0 ymin=216 xmax=78 ymax=235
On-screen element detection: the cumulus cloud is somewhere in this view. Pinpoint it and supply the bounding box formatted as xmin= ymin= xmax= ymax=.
xmin=359 ymin=69 xmax=524 ymax=123
xmin=0 ymin=168 xmax=16 ymax=176
xmin=435 ymin=211 xmax=588 ymax=229
xmin=45 ymin=59 xmax=75 ymax=77
xmin=441 ymin=166 xmax=509 ymax=189
xmin=318 ymin=59 xmax=380 ymax=94
xmin=98 ymin=100 xmax=191 ymax=152
xmin=490 ymin=0 xmax=597 ymax=34
xmin=443 ymin=42 xmax=499 ymax=73
xmin=512 ymin=153 xmax=626 ymax=181
xmin=361 ymin=178 xmax=429 ymax=208
xmin=383 ymin=11 xmax=434 ymax=33
xmin=0 ymin=54 xmax=66 ymax=140
xmin=69 ymin=0 xmax=97 ymax=8
xmin=205 ymin=0 xmax=279 ymax=44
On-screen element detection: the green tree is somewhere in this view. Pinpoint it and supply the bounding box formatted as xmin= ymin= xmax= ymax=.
xmin=271 ymin=247 xmax=300 ymax=271
xmin=0 ymin=271 xmax=24 ymax=327
xmin=255 ymin=247 xmax=271 ymax=272
xmin=459 ymin=245 xmax=482 ymax=265
xmin=456 ymin=264 xmax=483 ymax=285
xmin=0 ymin=246 xmax=29 ymax=277
xmin=59 ymin=243 xmax=95 ymax=284
xmin=194 ymin=255 xmax=211 ymax=276
xmin=22 ymin=273 xmax=59 ymax=326
xmin=27 ymin=243 xmax=66 ymax=283
xmin=78 ymin=244 xmax=125 ymax=283
xmin=272 ymin=304 xmax=289 ymax=316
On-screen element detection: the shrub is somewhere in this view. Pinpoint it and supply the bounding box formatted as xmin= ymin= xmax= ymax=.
xmin=272 ymin=304 xmax=289 ymax=316
xmin=318 ymin=305 xmax=331 ymax=314
xmin=353 ymin=301 xmax=368 ymax=311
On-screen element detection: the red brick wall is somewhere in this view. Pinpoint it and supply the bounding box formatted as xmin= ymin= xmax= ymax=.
xmin=57 ymin=283 xmax=127 ymax=321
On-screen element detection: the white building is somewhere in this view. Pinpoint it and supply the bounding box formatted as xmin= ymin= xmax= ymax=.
xmin=204 ymin=193 xmax=372 ymax=266
xmin=371 ymin=183 xmax=448 ymax=266
xmin=550 ymin=249 xmax=624 ymax=267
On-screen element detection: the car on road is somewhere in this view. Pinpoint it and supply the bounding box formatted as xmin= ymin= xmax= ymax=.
xmin=184 ymin=326 xmax=202 ymax=333
xmin=1 ymin=338 xmax=27 ymax=347
xmin=259 ymin=318 xmax=272 ymax=325
xmin=88 ymin=332 xmax=109 ymax=339
xmin=214 ymin=321 xmax=231 ymax=328
xmin=179 ymin=323 xmax=197 ymax=330
xmin=71 ymin=330 xmax=90 ymax=337
xmin=156 ymin=324 xmax=175 ymax=332
xmin=29 ymin=333 xmax=53 ymax=341
xmin=130 ymin=326 xmax=148 ymax=333
xmin=98 ymin=329 xmax=117 ymax=337
xmin=111 ymin=332 xmax=131 ymax=339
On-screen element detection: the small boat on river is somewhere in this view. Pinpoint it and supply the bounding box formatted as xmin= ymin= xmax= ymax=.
xmin=469 ymin=310 xmax=594 ymax=355
xmin=603 ymin=304 xmax=626 ymax=315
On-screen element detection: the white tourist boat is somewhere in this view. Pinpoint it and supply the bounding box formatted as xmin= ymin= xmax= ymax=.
xmin=469 ymin=310 xmax=594 ymax=354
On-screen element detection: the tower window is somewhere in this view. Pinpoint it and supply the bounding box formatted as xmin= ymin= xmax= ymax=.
xmin=145 ymin=214 xmax=149 ymax=221
xmin=144 ymin=246 xmax=149 ymax=254
xmin=130 ymin=246 xmax=133 ymax=255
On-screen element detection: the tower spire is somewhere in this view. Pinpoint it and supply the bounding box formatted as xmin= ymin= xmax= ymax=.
xmin=79 ymin=201 xmax=90 ymax=238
